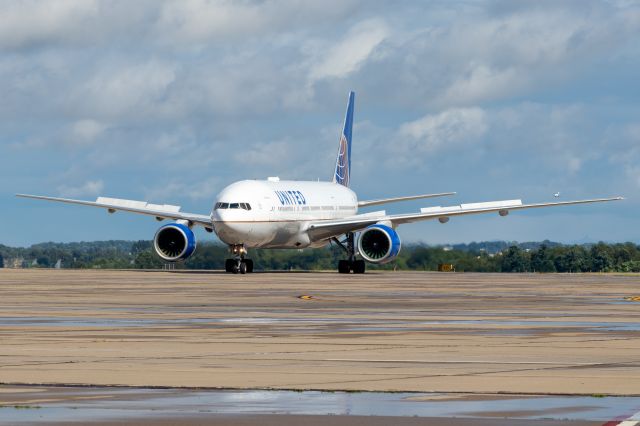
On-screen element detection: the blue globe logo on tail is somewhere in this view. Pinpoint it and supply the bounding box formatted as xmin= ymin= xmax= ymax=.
xmin=335 ymin=134 xmax=350 ymax=186
xmin=333 ymin=91 xmax=354 ymax=187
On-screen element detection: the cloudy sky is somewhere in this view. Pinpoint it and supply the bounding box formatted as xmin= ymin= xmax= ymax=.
xmin=1 ymin=0 xmax=639 ymax=247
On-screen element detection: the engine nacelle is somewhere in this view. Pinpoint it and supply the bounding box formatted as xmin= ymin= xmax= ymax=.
xmin=357 ymin=224 xmax=401 ymax=264
xmin=153 ymin=223 xmax=196 ymax=262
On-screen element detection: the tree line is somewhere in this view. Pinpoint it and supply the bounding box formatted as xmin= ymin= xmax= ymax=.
xmin=1 ymin=240 xmax=639 ymax=272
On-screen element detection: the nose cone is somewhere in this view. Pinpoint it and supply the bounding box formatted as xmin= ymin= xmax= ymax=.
xmin=215 ymin=218 xmax=253 ymax=245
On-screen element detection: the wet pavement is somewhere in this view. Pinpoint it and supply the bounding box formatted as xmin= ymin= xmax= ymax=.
xmin=3 ymin=315 xmax=640 ymax=333
xmin=1 ymin=387 xmax=639 ymax=425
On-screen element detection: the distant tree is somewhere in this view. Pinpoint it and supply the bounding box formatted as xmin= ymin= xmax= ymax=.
xmin=1 ymin=240 xmax=638 ymax=272
xmin=406 ymin=246 xmax=434 ymax=270
xmin=612 ymin=243 xmax=634 ymax=265
xmin=554 ymin=246 xmax=588 ymax=273
xmin=134 ymin=250 xmax=164 ymax=269
xmin=36 ymin=256 xmax=50 ymax=267
xmin=619 ymin=260 xmax=640 ymax=273
xmin=185 ymin=244 xmax=227 ymax=269
xmin=0 ymin=252 xmax=3 ymax=268
xmin=501 ymin=246 xmax=530 ymax=272
xmin=531 ymin=245 xmax=556 ymax=272
xmin=590 ymin=242 xmax=613 ymax=272
xmin=131 ymin=240 xmax=152 ymax=256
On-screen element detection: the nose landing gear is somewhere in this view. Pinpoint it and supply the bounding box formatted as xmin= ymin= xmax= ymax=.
xmin=225 ymin=244 xmax=254 ymax=274
xmin=333 ymin=232 xmax=366 ymax=274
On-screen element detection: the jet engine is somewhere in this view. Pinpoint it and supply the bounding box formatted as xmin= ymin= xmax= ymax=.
xmin=153 ymin=223 xmax=196 ymax=262
xmin=357 ymin=224 xmax=401 ymax=264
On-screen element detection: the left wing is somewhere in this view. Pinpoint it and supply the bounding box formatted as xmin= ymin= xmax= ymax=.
xmin=307 ymin=197 xmax=623 ymax=241
xmin=358 ymin=192 xmax=456 ymax=207
xmin=16 ymin=194 xmax=212 ymax=228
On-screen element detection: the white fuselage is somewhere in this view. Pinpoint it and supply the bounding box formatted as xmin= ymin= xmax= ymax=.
xmin=211 ymin=179 xmax=358 ymax=248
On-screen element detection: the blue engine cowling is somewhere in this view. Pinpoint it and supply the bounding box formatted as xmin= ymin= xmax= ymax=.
xmin=357 ymin=224 xmax=401 ymax=264
xmin=153 ymin=223 xmax=197 ymax=262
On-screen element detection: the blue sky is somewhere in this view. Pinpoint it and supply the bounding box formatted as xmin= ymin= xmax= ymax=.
xmin=1 ymin=0 xmax=638 ymax=247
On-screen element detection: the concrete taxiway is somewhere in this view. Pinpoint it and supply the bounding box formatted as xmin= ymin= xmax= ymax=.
xmin=1 ymin=269 xmax=640 ymax=424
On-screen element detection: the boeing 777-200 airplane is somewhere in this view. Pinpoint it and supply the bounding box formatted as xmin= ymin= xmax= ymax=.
xmin=18 ymin=92 xmax=623 ymax=274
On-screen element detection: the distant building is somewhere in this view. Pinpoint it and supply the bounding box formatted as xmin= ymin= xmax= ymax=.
xmin=5 ymin=258 xmax=25 ymax=268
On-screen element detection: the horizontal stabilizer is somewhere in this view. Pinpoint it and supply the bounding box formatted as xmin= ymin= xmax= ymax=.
xmin=359 ymin=192 xmax=456 ymax=208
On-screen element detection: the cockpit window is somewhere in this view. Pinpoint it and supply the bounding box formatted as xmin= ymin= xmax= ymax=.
xmin=215 ymin=202 xmax=251 ymax=210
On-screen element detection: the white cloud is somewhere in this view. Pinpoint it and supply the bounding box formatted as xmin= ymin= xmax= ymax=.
xmin=57 ymin=180 xmax=104 ymax=198
xmin=143 ymin=176 xmax=221 ymax=202
xmin=437 ymin=65 xmax=524 ymax=107
xmin=69 ymin=119 xmax=107 ymax=145
xmin=156 ymin=0 xmax=276 ymax=44
xmin=0 ymin=0 xmax=99 ymax=49
xmin=364 ymin=1 xmax=640 ymax=109
xmin=75 ymin=61 xmax=177 ymax=121
xmin=605 ymin=122 xmax=640 ymax=189
xmin=397 ymin=107 xmax=487 ymax=155
xmin=155 ymin=0 xmax=361 ymax=46
xmin=309 ymin=19 xmax=390 ymax=81
xmin=234 ymin=140 xmax=292 ymax=167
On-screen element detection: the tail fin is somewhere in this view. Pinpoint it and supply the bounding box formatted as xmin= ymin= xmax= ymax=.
xmin=333 ymin=91 xmax=354 ymax=187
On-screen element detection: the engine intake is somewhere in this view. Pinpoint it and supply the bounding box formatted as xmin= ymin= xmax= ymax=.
xmin=153 ymin=223 xmax=196 ymax=262
xmin=357 ymin=224 xmax=401 ymax=264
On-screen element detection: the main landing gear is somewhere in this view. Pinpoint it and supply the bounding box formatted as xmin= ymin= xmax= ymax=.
xmin=333 ymin=232 xmax=366 ymax=274
xmin=225 ymin=244 xmax=254 ymax=274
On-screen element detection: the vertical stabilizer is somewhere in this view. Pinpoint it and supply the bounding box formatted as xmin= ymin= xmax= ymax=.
xmin=333 ymin=91 xmax=354 ymax=187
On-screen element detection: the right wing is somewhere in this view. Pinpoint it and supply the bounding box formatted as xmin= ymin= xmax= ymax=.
xmin=358 ymin=192 xmax=456 ymax=207
xmin=308 ymin=197 xmax=624 ymax=241
xmin=16 ymin=194 xmax=212 ymax=228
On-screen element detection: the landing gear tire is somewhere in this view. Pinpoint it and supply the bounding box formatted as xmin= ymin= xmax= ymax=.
xmin=338 ymin=260 xmax=351 ymax=274
xmin=225 ymin=258 xmax=253 ymax=274
xmin=352 ymin=259 xmax=366 ymax=274
xmin=335 ymin=232 xmax=367 ymax=274
xmin=226 ymin=245 xmax=254 ymax=274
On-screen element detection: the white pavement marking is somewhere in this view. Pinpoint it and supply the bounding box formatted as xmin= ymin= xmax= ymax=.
xmin=324 ymin=359 xmax=595 ymax=365
xmin=616 ymin=409 xmax=640 ymax=426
